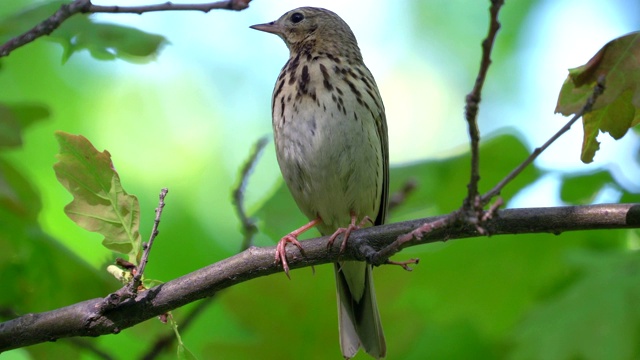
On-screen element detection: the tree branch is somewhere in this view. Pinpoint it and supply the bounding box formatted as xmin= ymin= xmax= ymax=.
xmin=133 ymin=188 xmax=169 ymax=289
xmin=463 ymin=0 xmax=504 ymax=210
xmin=87 ymin=0 xmax=251 ymax=14
xmin=1 ymin=203 xmax=639 ymax=352
xmin=0 ymin=0 xmax=252 ymax=58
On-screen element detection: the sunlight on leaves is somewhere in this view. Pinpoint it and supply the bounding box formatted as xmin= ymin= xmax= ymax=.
xmin=53 ymin=131 xmax=141 ymax=263
xmin=556 ymin=31 xmax=640 ymax=163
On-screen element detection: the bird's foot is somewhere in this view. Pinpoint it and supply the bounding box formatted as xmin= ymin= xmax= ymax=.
xmin=327 ymin=214 xmax=372 ymax=253
xmin=387 ymin=258 xmax=420 ymax=271
xmin=275 ymin=234 xmax=304 ymax=278
xmin=275 ymin=218 xmax=322 ymax=278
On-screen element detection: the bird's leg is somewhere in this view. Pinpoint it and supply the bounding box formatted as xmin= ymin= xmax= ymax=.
xmin=327 ymin=213 xmax=371 ymax=253
xmin=276 ymin=218 xmax=322 ymax=278
xmin=358 ymin=216 xmax=374 ymax=227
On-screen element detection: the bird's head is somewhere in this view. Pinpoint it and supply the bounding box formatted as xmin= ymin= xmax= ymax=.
xmin=251 ymin=7 xmax=360 ymax=59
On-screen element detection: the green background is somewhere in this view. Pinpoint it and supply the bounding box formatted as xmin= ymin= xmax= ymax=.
xmin=1 ymin=0 xmax=640 ymax=359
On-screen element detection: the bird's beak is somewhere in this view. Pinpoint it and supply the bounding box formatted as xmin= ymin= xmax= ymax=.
xmin=250 ymin=21 xmax=283 ymax=35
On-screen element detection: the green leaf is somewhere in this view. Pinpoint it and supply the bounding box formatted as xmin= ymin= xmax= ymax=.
xmin=53 ymin=131 xmax=141 ymax=263
xmin=555 ymin=31 xmax=640 ymax=163
xmin=0 ymin=1 xmax=166 ymax=63
xmin=509 ymin=250 xmax=640 ymax=360
xmin=0 ymin=103 xmax=50 ymax=148
xmin=52 ymin=16 xmax=167 ymax=63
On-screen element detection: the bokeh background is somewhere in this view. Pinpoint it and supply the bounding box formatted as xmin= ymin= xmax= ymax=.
xmin=2 ymin=0 xmax=640 ymax=359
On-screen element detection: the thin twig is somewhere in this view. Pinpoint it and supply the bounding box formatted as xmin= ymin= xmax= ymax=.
xmin=131 ymin=188 xmax=169 ymax=291
xmin=481 ymin=76 xmax=606 ymax=203
xmin=87 ymin=0 xmax=251 ymax=14
xmin=96 ymin=188 xmax=169 ymax=313
xmin=0 ymin=0 xmax=252 ymax=58
xmin=234 ymin=137 xmax=269 ymax=250
xmin=462 ymin=0 xmax=504 ymax=210
xmin=370 ymin=212 xmax=455 ymax=266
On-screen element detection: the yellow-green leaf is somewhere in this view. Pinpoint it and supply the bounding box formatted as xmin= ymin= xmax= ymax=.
xmin=555 ymin=31 xmax=640 ymax=163
xmin=53 ymin=131 xmax=141 ymax=263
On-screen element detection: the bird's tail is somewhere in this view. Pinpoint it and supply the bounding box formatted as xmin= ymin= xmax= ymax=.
xmin=334 ymin=261 xmax=386 ymax=359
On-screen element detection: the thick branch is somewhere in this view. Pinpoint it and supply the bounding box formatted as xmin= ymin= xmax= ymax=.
xmin=1 ymin=203 xmax=639 ymax=352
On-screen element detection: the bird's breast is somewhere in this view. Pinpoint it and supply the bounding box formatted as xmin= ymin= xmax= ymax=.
xmin=271 ymin=57 xmax=384 ymax=232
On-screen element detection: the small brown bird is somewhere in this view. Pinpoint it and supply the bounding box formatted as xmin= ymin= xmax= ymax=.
xmin=251 ymin=7 xmax=388 ymax=359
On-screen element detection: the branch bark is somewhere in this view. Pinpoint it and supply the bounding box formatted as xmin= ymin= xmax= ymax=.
xmin=463 ymin=0 xmax=504 ymax=209
xmin=0 ymin=0 xmax=252 ymax=58
xmin=1 ymin=203 xmax=639 ymax=352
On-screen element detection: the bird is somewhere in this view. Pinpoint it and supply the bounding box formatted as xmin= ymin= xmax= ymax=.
xmin=251 ymin=7 xmax=389 ymax=359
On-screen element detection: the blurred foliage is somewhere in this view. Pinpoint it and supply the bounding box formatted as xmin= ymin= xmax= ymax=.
xmin=508 ymin=249 xmax=640 ymax=360
xmin=561 ymin=170 xmax=640 ymax=205
xmin=0 ymin=1 xmax=640 ymax=360
xmin=0 ymin=1 xmax=166 ymax=62
xmin=410 ymin=0 xmax=541 ymax=97
xmin=0 ymin=103 xmax=49 ymax=149
xmin=411 ymin=0 xmax=541 ymax=68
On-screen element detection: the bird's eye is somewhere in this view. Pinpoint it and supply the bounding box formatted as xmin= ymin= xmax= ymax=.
xmin=290 ymin=12 xmax=304 ymax=23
